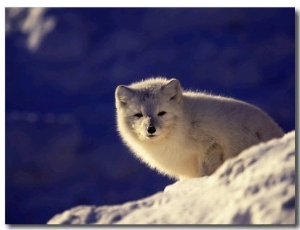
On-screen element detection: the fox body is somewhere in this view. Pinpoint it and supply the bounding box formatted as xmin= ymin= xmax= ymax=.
xmin=115 ymin=77 xmax=284 ymax=180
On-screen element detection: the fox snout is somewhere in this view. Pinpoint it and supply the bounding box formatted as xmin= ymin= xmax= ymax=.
xmin=147 ymin=124 xmax=156 ymax=134
xmin=145 ymin=118 xmax=156 ymax=134
xmin=143 ymin=118 xmax=159 ymax=137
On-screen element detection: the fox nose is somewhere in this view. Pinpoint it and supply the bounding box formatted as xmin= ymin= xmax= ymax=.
xmin=147 ymin=125 xmax=156 ymax=134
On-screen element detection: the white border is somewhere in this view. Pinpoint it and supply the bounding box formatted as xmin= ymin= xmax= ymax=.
xmin=2 ymin=2 xmax=299 ymax=230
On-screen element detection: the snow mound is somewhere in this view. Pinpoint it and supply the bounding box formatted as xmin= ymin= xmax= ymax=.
xmin=47 ymin=131 xmax=295 ymax=225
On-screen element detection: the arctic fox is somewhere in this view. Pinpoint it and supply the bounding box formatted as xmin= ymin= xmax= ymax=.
xmin=115 ymin=77 xmax=284 ymax=180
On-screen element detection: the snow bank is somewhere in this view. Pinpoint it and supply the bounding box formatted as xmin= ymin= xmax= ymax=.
xmin=47 ymin=131 xmax=295 ymax=225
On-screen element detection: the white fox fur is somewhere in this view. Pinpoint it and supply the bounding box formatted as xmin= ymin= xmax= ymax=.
xmin=115 ymin=77 xmax=284 ymax=180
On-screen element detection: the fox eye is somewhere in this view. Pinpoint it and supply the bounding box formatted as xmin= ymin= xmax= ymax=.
xmin=134 ymin=113 xmax=143 ymax=118
xmin=158 ymin=111 xmax=166 ymax=116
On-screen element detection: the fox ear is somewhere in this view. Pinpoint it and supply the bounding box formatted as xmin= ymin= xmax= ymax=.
xmin=115 ymin=85 xmax=135 ymax=107
xmin=162 ymin=79 xmax=182 ymax=102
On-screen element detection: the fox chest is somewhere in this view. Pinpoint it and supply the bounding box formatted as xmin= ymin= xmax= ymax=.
xmin=137 ymin=142 xmax=202 ymax=178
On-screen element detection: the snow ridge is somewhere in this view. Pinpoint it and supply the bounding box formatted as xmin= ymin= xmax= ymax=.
xmin=48 ymin=131 xmax=295 ymax=225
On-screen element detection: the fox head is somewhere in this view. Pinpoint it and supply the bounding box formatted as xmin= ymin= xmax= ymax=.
xmin=115 ymin=78 xmax=183 ymax=142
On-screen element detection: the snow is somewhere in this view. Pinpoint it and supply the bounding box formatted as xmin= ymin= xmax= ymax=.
xmin=47 ymin=131 xmax=295 ymax=225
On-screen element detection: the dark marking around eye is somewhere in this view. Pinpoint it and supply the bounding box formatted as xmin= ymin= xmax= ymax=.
xmin=158 ymin=111 xmax=166 ymax=116
xmin=170 ymin=94 xmax=177 ymax=100
xmin=134 ymin=113 xmax=143 ymax=118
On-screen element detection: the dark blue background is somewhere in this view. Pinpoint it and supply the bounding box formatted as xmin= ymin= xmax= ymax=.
xmin=5 ymin=8 xmax=295 ymax=224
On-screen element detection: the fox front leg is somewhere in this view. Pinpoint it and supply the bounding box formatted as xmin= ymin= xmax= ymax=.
xmin=199 ymin=142 xmax=224 ymax=176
